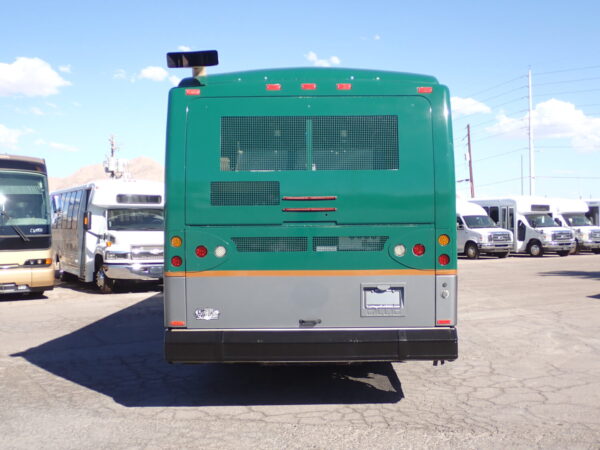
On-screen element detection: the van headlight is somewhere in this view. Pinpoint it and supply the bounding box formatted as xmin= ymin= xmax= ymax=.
xmin=105 ymin=251 xmax=130 ymax=260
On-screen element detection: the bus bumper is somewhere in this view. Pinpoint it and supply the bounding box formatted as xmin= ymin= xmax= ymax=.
xmin=164 ymin=328 xmax=457 ymax=363
xmin=0 ymin=266 xmax=54 ymax=294
xmin=103 ymin=263 xmax=163 ymax=281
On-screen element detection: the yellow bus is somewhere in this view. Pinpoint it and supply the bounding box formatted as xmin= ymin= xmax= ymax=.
xmin=0 ymin=155 xmax=54 ymax=296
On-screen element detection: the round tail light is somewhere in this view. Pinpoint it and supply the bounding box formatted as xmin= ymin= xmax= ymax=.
xmin=195 ymin=245 xmax=208 ymax=258
xmin=171 ymin=256 xmax=183 ymax=267
xmin=438 ymin=254 xmax=450 ymax=266
xmin=413 ymin=244 xmax=426 ymax=256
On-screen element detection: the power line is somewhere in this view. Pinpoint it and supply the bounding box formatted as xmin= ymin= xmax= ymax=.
xmin=534 ymin=87 xmax=600 ymax=97
xmin=536 ymin=64 xmax=600 ymax=76
xmin=465 ymin=75 xmax=527 ymax=98
xmin=479 ymin=85 xmax=528 ymax=103
xmin=477 ymin=177 xmax=523 ymax=188
xmin=474 ymin=147 xmax=527 ymax=163
xmin=535 ymin=75 xmax=600 ymax=87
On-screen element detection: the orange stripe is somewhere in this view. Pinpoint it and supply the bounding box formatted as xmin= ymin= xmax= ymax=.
xmin=165 ymin=269 xmax=457 ymax=278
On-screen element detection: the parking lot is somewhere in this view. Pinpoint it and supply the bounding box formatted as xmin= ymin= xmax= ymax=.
xmin=1 ymin=254 xmax=599 ymax=449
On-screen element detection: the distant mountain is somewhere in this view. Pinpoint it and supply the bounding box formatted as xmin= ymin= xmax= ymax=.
xmin=48 ymin=157 xmax=164 ymax=192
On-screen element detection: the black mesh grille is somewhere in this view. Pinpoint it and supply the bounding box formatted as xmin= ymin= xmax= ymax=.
xmin=232 ymin=237 xmax=308 ymax=252
xmin=312 ymin=116 xmax=398 ymax=170
xmin=221 ymin=116 xmax=398 ymax=171
xmin=313 ymin=236 xmax=388 ymax=252
xmin=210 ymin=181 xmax=280 ymax=206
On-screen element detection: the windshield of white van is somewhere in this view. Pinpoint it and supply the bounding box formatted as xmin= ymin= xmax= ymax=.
xmin=525 ymin=213 xmax=557 ymax=228
xmin=464 ymin=215 xmax=497 ymax=228
xmin=563 ymin=213 xmax=592 ymax=226
xmin=107 ymin=208 xmax=164 ymax=231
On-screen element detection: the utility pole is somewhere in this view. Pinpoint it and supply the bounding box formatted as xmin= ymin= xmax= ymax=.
xmin=528 ymin=68 xmax=535 ymax=195
xmin=466 ymin=124 xmax=475 ymax=198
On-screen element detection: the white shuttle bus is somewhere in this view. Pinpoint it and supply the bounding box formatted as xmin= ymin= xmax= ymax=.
xmin=549 ymin=198 xmax=600 ymax=254
xmin=51 ymin=179 xmax=164 ymax=293
xmin=471 ymin=196 xmax=575 ymax=257
xmin=456 ymin=199 xmax=513 ymax=259
xmin=585 ymin=200 xmax=600 ymax=227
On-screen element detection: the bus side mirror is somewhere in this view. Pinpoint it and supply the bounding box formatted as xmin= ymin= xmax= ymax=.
xmin=83 ymin=212 xmax=92 ymax=230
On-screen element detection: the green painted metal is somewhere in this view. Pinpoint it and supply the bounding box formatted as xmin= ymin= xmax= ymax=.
xmin=165 ymin=67 xmax=456 ymax=273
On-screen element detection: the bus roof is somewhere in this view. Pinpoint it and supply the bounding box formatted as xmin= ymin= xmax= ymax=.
xmin=0 ymin=154 xmax=47 ymax=174
xmin=51 ymin=179 xmax=164 ymax=207
xmin=174 ymin=67 xmax=443 ymax=97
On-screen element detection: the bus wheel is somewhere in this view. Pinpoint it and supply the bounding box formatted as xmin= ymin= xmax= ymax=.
xmin=497 ymin=252 xmax=509 ymax=258
xmin=95 ymin=267 xmax=115 ymax=294
xmin=557 ymin=250 xmax=570 ymax=257
xmin=465 ymin=242 xmax=480 ymax=259
xmin=527 ymin=241 xmax=544 ymax=257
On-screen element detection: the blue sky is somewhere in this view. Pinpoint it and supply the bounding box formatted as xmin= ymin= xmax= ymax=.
xmin=1 ymin=0 xmax=599 ymax=198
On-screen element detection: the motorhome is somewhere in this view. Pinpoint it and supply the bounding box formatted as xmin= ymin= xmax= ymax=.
xmin=471 ymin=196 xmax=575 ymax=257
xmin=51 ymin=179 xmax=164 ymax=293
xmin=456 ymin=199 xmax=513 ymax=259
xmin=549 ymin=198 xmax=600 ymax=254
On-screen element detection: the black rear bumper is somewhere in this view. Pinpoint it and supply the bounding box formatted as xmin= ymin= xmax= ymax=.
xmin=165 ymin=328 xmax=458 ymax=363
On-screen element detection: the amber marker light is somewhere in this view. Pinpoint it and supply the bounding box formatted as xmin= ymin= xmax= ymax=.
xmin=170 ymin=236 xmax=182 ymax=247
xmin=438 ymin=234 xmax=450 ymax=246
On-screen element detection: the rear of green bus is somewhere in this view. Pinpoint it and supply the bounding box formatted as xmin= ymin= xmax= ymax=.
xmin=164 ymin=55 xmax=457 ymax=363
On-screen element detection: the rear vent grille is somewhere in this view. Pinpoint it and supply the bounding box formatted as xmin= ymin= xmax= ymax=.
xmin=220 ymin=115 xmax=398 ymax=172
xmin=232 ymin=237 xmax=308 ymax=253
xmin=210 ymin=181 xmax=280 ymax=206
xmin=313 ymin=236 xmax=388 ymax=252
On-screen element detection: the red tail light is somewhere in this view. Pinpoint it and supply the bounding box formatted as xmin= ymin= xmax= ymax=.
xmin=301 ymin=83 xmax=317 ymax=90
xmin=438 ymin=254 xmax=450 ymax=266
xmin=413 ymin=244 xmax=426 ymax=256
xmin=171 ymin=256 xmax=183 ymax=267
xmin=195 ymin=245 xmax=208 ymax=258
xmin=266 ymin=83 xmax=281 ymax=91
xmin=336 ymin=83 xmax=352 ymax=90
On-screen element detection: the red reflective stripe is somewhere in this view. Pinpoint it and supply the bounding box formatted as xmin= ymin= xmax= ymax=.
xmin=437 ymin=319 xmax=452 ymax=325
xmin=301 ymin=83 xmax=317 ymax=90
xmin=266 ymin=83 xmax=281 ymax=91
xmin=185 ymin=89 xmax=201 ymax=96
xmin=417 ymin=86 xmax=433 ymax=94
xmin=283 ymin=196 xmax=337 ymax=201
xmin=337 ymin=83 xmax=352 ymax=90
xmin=283 ymin=208 xmax=337 ymax=212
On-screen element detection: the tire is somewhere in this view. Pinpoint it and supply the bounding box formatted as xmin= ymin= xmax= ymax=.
xmin=593 ymin=249 xmax=600 ymax=254
xmin=465 ymin=242 xmax=480 ymax=259
xmin=557 ymin=250 xmax=570 ymax=257
xmin=527 ymin=241 xmax=544 ymax=257
xmin=496 ymin=252 xmax=509 ymax=258
xmin=95 ymin=266 xmax=115 ymax=294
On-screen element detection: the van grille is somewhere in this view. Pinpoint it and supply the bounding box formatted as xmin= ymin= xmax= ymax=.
xmin=590 ymin=230 xmax=600 ymax=240
xmin=491 ymin=232 xmax=511 ymax=242
xmin=552 ymin=231 xmax=573 ymax=241
xmin=131 ymin=245 xmax=163 ymax=260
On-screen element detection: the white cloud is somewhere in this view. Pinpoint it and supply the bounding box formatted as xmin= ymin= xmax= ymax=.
xmin=178 ymin=45 xmax=191 ymax=51
xmin=59 ymin=65 xmax=71 ymax=73
xmin=34 ymin=138 xmax=78 ymax=153
xmin=373 ymin=34 xmax=381 ymax=40
xmin=305 ymin=51 xmax=341 ymax=67
xmin=451 ymin=97 xmax=492 ymax=117
xmin=30 ymin=107 xmax=44 ymax=116
xmin=0 ymin=57 xmax=71 ymax=97
xmin=486 ymin=99 xmax=600 ymax=152
xmin=169 ymin=75 xmax=181 ymax=86
xmin=113 ymin=69 xmax=128 ymax=80
xmin=0 ymin=124 xmax=31 ymax=149
xmin=138 ymin=66 xmax=169 ymax=82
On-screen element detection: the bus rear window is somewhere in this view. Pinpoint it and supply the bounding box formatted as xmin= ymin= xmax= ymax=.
xmin=220 ymin=115 xmax=399 ymax=172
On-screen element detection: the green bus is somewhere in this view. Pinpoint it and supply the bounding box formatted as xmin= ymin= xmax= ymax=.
xmin=163 ymin=51 xmax=457 ymax=364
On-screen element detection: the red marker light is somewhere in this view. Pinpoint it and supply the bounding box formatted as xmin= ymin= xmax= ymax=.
xmin=438 ymin=254 xmax=450 ymax=266
xmin=266 ymin=84 xmax=281 ymax=91
xmin=185 ymin=89 xmax=201 ymax=96
xmin=337 ymin=83 xmax=352 ymax=90
xmin=171 ymin=256 xmax=183 ymax=267
xmin=437 ymin=319 xmax=452 ymax=325
xmin=301 ymin=83 xmax=317 ymax=90
xmin=413 ymin=244 xmax=426 ymax=256
xmin=417 ymin=87 xmax=433 ymax=94
xmin=170 ymin=321 xmax=185 ymax=327
xmin=195 ymin=246 xmax=208 ymax=258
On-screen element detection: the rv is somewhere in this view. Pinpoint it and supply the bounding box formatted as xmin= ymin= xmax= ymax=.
xmin=456 ymin=199 xmax=513 ymax=259
xmin=549 ymin=198 xmax=600 ymax=254
xmin=471 ymin=196 xmax=575 ymax=257
xmin=51 ymin=180 xmax=164 ymax=293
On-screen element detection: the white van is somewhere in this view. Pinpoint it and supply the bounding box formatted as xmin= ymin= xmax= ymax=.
xmin=549 ymin=198 xmax=600 ymax=254
xmin=471 ymin=196 xmax=575 ymax=257
xmin=456 ymin=199 xmax=513 ymax=259
xmin=51 ymin=179 xmax=164 ymax=293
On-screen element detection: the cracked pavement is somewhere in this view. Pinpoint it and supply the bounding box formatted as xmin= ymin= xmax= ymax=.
xmin=1 ymin=254 xmax=599 ymax=448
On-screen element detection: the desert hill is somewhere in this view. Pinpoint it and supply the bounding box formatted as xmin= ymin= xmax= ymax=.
xmin=49 ymin=156 xmax=164 ymax=192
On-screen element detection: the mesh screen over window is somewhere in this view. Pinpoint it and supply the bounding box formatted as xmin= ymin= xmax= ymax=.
xmin=231 ymin=237 xmax=308 ymax=252
xmin=210 ymin=181 xmax=280 ymax=206
xmin=221 ymin=116 xmax=398 ymax=171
